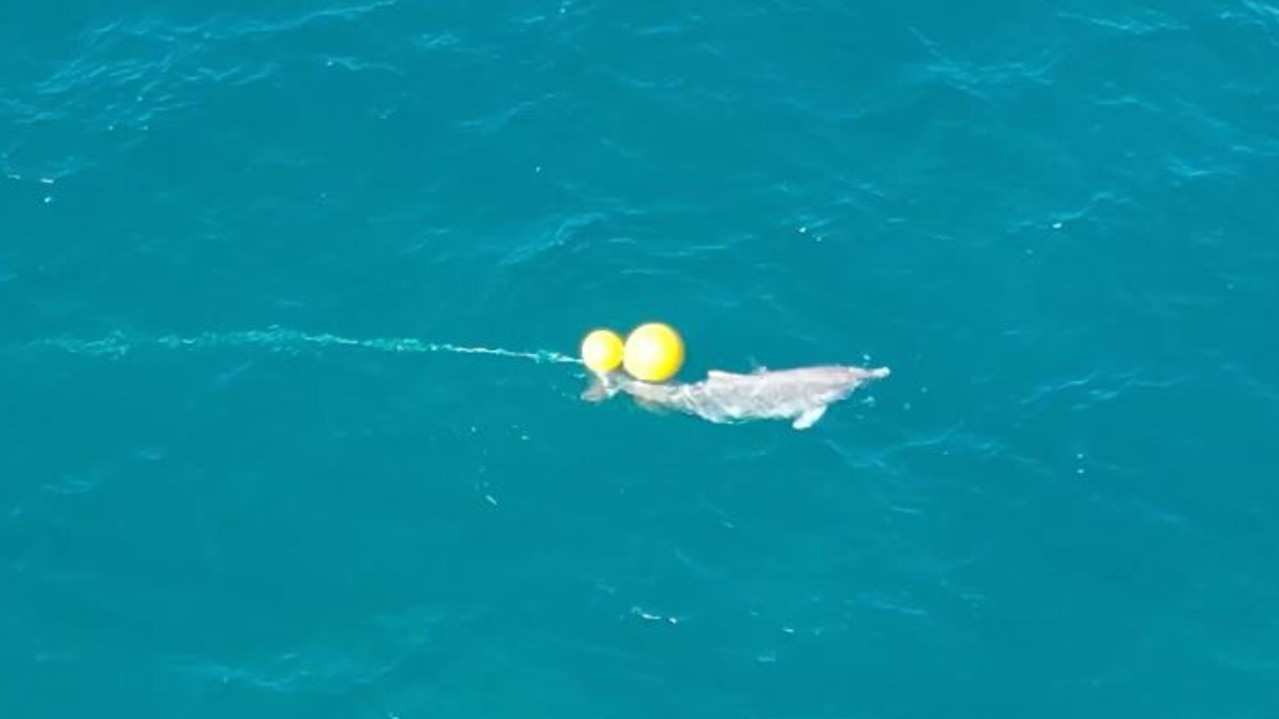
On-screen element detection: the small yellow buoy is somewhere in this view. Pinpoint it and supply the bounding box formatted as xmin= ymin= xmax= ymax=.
xmin=580 ymin=328 xmax=625 ymax=375
xmin=623 ymin=322 xmax=685 ymax=382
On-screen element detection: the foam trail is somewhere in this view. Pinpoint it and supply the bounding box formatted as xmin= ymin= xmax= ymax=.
xmin=22 ymin=326 xmax=582 ymax=365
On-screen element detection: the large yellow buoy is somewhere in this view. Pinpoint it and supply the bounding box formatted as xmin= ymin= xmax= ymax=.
xmin=580 ymin=328 xmax=625 ymax=375
xmin=623 ymin=322 xmax=685 ymax=382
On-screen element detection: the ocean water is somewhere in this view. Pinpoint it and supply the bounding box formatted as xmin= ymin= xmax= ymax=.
xmin=3 ymin=0 xmax=1278 ymax=717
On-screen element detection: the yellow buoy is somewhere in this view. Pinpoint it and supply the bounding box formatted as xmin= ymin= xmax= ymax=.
xmin=580 ymin=328 xmax=625 ymax=375
xmin=623 ymin=322 xmax=685 ymax=382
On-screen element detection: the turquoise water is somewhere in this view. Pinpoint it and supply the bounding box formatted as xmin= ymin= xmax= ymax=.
xmin=3 ymin=0 xmax=1278 ymax=716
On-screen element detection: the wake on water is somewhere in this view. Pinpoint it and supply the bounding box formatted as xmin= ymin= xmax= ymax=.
xmin=17 ymin=326 xmax=582 ymax=366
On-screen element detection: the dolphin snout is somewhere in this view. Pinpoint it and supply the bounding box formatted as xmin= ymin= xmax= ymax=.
xmin=853 ymin=366 xmax=891 ymax=380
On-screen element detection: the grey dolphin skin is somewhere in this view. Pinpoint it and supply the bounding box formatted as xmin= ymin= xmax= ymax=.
xmin=582 ymin=364 xmax=891 ymax=430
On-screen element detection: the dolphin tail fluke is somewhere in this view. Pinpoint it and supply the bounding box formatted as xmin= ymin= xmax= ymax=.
xmin=581 ymin=374 xmax=615 ymax=402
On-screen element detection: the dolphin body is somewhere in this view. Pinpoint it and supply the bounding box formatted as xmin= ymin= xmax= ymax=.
xmin=583 ymin=364 xmax=890 ymax=430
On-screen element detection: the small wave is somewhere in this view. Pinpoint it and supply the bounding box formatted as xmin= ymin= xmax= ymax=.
xmin=1057 ymin=9 xmax=1188 ymax=36
xmin=1018 ymin=368 xmax=1191 ymax=414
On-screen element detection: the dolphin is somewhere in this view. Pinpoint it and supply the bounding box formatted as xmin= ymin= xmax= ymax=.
xmin=582 ymin=363 xmax=890 ymax=430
